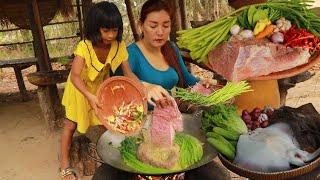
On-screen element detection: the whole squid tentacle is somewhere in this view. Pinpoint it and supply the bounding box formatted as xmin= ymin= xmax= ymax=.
xmin=287 ymin=148 xmax=307 ymax=167
xmin=303 ymin=148 xmax=320 ymax=162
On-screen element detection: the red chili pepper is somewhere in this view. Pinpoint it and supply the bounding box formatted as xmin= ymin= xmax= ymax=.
xmin=285 ymin=35 xmax=315 ymax=46
xmin=287 ymin=24 xmax=297 ymax=33
xmin=313 ymin=39 xmax=320 ymax=50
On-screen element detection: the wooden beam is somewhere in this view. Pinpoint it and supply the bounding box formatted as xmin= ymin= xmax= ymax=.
xmin=27 ymin=0 xmax=52 ymax=71
xmin=125 ymin=0 xmax=140 ymax=42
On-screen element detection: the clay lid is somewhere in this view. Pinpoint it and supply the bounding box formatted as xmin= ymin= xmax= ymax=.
xmin=96 ymin=76 xmax=147 ymax=136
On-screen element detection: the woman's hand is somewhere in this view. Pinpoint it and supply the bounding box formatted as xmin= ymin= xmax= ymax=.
xmin=142 ymin=82 xmax=172 ymax=108
xmin=198 ymin=78 xmax=215 ymax=88
xmin=86 ymin=93 xmax=103 ymax=116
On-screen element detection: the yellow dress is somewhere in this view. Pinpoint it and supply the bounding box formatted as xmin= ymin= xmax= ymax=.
xmin=62 ymin=40 xmax=128 ymax=133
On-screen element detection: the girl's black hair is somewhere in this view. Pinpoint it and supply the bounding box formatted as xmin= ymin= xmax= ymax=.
xmin=84 ymin=1 xmax=123 ymax=43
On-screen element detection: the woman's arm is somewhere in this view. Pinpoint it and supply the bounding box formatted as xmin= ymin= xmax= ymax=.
xmin=70 ymin=55 xmax=102 ymax=115
xmin=173 ymin=43 xmax=215 ymax=88
xmin=121 ymin=60 xmax=171 ymax=108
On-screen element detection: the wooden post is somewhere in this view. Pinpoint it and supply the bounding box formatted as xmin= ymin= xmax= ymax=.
xmin=179 ymin=0 xmax=188 ymax=30
xmin=76 ymin=0 xmax=83 ymax=40
xmin=27 ymin=0 xmax=63 ymax=131
xmin=30 ymin=0 xmax=51 ymax=71
xmin=125 ymin=0 xmax=140 ymax=42
xmin=169 ymin=0 xmax=181 ymax=42
xmin=13 ymin=66 xmax=30 ymax=101
xmin=37 ymin=86 xmax=58 ymax=130
xmin=82 ymin=0 xmax=93 ymax=20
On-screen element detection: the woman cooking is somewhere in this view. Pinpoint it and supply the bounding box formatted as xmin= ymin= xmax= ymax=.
xmin=93 ymin=1 xmax=228 ymax=179
xmin=115 ymin=0 xmax=213 ymax=109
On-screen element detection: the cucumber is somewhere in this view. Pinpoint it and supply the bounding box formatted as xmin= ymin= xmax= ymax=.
xmin=212 ymin=127 xmax=240 ymax=141
xmin=229 ymin=140 xmax=238 ymax=147
xmin=206 ymin=132 xmax=235 ymax=152
xmin=207 ymin=137 xmax=235 ymax=160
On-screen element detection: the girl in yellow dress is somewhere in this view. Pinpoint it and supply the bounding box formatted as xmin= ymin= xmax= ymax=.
xmin=59 ymin=2 xmax=139 ymax=180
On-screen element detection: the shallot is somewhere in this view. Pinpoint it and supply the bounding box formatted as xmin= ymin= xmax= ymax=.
xmin=230 ymin=24 xmax=240 ymax=35
xmin=250 ymin=108 xmax=262 ymax=120
xmin=239 ymin=29 xmax=254 ymax=39
xmin=270 ymin=32 xmax=284 ymax=44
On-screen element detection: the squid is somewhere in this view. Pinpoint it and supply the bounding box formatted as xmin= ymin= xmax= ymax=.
xmin=233 ymin=122 xmax=320 ymax=172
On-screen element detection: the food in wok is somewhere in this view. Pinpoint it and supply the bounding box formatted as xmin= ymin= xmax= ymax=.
xmin=119 ymin=98 xmax=204 ymax=172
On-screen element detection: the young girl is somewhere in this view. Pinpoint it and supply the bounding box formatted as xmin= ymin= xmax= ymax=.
xmin=59 ymin=2 xmax=139 ymax=180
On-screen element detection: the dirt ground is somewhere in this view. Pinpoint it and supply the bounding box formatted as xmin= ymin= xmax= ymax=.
xmin=0 ymin=61 xmax=319 ymax=180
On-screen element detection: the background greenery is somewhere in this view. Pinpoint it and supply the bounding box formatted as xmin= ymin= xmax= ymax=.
xmin=0 ymin=0 xmax=232 ymax=61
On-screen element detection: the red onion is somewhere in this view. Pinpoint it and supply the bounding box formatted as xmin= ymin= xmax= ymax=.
xmin=270 ymin=32 xmax=284 ymax=44
xmin=261 ymin=120 xmax=269 ymax=128
xmin=242 ymin=114 xmax=252 ymax=124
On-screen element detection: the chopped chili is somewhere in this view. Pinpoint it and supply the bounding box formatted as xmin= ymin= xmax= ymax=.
xmin=282 ymin=26 xmax=320 ymax=53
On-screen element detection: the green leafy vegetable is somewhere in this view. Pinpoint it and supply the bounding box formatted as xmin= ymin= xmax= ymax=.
xmin=247 ymin=5 xmax=257 ymax=26
xmin=174 ymin=81 xmax=252 ymax=107
xmin=202 ymin=103 xmax=248 ymax=135
xmin=120 ymin=133 xmax=203 ymax=172
xmin=120 ymin=136 xmax=174 ymax=174
xmin=175 ymin=133 xmax=203 ymax=169
xmin=252 ymin=9 xmax=269 ymax=26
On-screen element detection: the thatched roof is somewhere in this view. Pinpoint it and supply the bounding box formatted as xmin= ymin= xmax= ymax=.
xmin=0 ymin=0 xmax=74 ymax=29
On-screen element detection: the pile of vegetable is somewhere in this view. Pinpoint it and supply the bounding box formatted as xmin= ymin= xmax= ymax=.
xmin=120 ymin=132 xmax=203 ymax=173
xmin=104 ymin=101 xmax=146 ymax=134
xmin=175 ymin=133 xmax=203 ymax=169
xmin=177 ymin=0 xmax=320 ymax=62
xmin=202 ymin=103 xmax=248 ymax=160
xmin=241 ymin=106 xmax=274 ymax=131
xmin=282 ymin=24 xmax=320 ymax=53
xmin=174 ymin=81 xmax=252 ymax=107
xmin=120 ymin=136 xmax=174 ymax=174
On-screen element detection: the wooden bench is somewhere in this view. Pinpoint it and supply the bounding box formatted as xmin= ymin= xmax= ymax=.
xmin=0 ymin=56 xmax=72 ymax=101
xmin=0 ymin=57 xmax=38 ymax=101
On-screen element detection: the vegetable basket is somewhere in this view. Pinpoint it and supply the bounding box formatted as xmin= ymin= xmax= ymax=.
xmin=96 ymin=76 xmax=147 ymax=136
xmin=176 ymin=84 xmax=235 ymax=114
xmin=218 ymin=153 xmax=320 ymax=180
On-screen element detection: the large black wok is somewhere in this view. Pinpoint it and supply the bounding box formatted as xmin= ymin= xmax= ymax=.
xmin=93 ymin=108 xmax=217 ymax=175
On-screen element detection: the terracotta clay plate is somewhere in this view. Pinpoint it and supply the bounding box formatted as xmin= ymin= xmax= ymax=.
xmin=247 ymin=51 xmax=320 ymax=81
xmin=204 ymin=51 xmax=320 ymax=81
xmin=96 ymin=76 xmax=147 ymax=136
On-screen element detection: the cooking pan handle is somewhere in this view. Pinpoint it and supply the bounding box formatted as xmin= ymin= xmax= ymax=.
xmin=80 ymin=142 xmax=105 ymax=164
